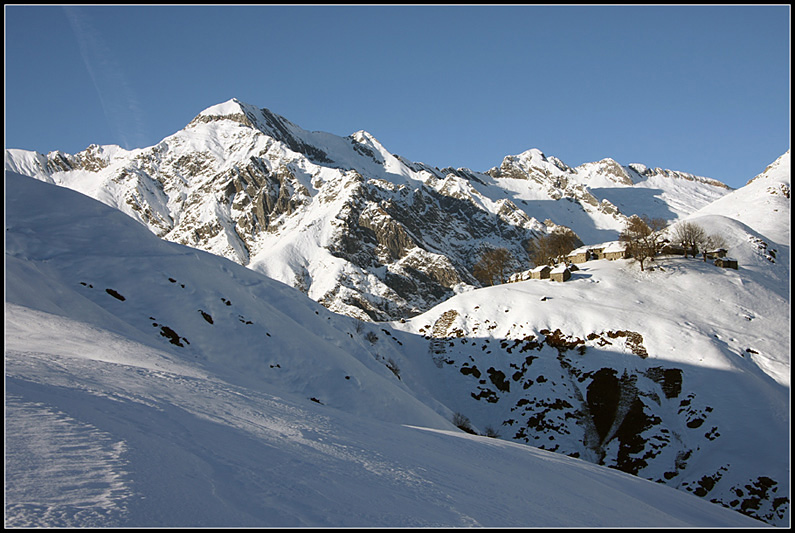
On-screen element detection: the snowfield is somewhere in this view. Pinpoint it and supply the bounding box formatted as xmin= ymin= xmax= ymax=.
xmin=4 ymin=170 xmax=778 ymax=527
xmin=4 ymin=305 xmax=764 ymax=528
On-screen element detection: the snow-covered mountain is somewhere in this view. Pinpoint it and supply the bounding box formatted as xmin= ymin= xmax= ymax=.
xmin=4 ymin=98 xmax=733 ymax=321
xmin=4 ymin=170 xmax=777 ymax=527
xmin=4 ymin=99 xmax=789 ymax=526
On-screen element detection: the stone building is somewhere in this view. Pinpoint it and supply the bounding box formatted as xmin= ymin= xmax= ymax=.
xmin=530 ymin=265 xmax=552 ymax=279
xmin=714 ymin=257 xmax=738 ymax=269
xmin=550 ymin=264 xmax=571 ymax=282
xmin=600 ymin=241 xmax=629 ymax=260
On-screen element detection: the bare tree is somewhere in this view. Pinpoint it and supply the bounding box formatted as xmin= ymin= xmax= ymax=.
xmin=385 ymin=357 xmax=401 ymax=379
xmin=672 ymin=221 xmax=707 ymax=258
xmin=451 ymin=412 xmax=476 ymax=434
xmin=620 ymin=215 xmax=666 ymax=271
xmin=472 ymin=247 xmax=512 ymax=286
xmin=526 ymin=228 xmax=582 ymax=266
xmin=701 ymin=233 xmax=728 ymax=262
xmin=671 ymin=221 xmax=727 ymax=261
xmin=483 ymin=425 xmax=501 ymax=438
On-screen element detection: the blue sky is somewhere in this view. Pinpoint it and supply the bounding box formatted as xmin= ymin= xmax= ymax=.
xmin=4 ymin=5 xmax=790 ymax=188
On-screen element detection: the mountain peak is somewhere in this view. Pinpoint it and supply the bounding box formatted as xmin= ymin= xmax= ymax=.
xmin=493 ymin=148 xmax=573 ymax=179
xmin=197 ymin=97 xmax=247 ymax=117
xmin=747 ymin=149 xmax=790 ymax=186
xmin=187 ymin=99 xmax=334 ymax=164
xmin=188 ymin=97 xmax=258 ymax=130
xmin=350 ymin=130 xmax=378 ymax=144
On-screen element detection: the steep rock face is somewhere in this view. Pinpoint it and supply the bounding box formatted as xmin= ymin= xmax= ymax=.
xmin=4 ymin=98 xmax=733 ymax=320
xmin=315 ymin=170 xmax=538 ymax=320
xmin=407 ymin=297 xmax=789 ymax=526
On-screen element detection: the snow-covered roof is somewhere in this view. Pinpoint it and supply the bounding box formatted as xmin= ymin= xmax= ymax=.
xmin=568 ymin=245 xmax=592 ymax=256
xmin=602 ymin=241 xmax=627 ymax=252
xmin=550 ymin=264 xmax=569 ymax=273
xmin=569 ymin=241 xmax=625 ymax=256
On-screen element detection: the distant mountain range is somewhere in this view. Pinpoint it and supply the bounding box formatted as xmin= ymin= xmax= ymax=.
xmin=5 ymin=98 xmax=735 ymax=321
xmin=4 ymin=100 xmax=790 ymax=526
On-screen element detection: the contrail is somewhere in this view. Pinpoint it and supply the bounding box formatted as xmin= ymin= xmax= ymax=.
xmin=63 ymin=6 xmax=148 ymax=150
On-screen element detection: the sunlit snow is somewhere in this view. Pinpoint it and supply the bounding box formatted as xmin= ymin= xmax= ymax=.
xmin=5 ymin=170 xmax=781 ymax=527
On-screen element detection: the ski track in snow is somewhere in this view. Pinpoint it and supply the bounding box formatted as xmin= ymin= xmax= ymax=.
xmin=4 ymin=337 xmax=457 ymax=528
xmin=4 ymin=393 xmax=132 ymax=528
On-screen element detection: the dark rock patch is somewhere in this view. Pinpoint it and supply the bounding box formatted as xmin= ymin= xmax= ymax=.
xmin=105 ymin=288 xmax=126 ymax=301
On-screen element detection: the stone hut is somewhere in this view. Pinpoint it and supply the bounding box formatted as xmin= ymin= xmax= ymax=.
xmin=567 ymin=246 xmax=593 ymax=264
xmin=530 ymin=265 xmax=552 ymax=280
xmin=550 ymin=264 xmax=571 ymax=282
xmin=714 ymin=257 xmax=738 ymax=270
xmin=507 ymin=270 xmax=531 ymax=283
xmin=568 ymin=241 xmax=629 ymax=263
xmin=589 ymin=244 xmax=607 ymax=259
xmin=705 ymin=248 xmax=728 ymax=260
xmin=601 ymin=241 xmax=629 ymax=260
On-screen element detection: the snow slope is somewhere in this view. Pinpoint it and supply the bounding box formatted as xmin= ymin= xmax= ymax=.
xmin=4 ymin=171 xmax=766 ymax=527
xmin=692 ymin=150 xmax=790 ymax=247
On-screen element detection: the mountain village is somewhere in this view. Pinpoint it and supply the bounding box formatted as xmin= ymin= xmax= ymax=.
xmin=509 ymin=239 xmax=738 ymax=285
